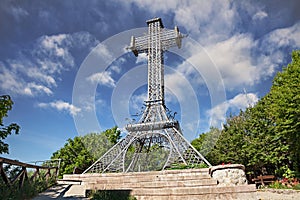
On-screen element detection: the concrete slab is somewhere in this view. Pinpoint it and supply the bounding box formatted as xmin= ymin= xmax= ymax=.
xmin=63 ymin=185 xmax=86 ymax=198
xmin=32 ymin=184 xmax=88 ymax=200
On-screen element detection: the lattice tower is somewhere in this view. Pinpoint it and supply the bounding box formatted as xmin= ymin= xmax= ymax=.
xmin=83 ymin=18 xmax=211 ymax=174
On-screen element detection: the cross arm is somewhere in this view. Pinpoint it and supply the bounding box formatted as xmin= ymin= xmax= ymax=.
xmin=127 ymin=26 xmax=186 ymax=57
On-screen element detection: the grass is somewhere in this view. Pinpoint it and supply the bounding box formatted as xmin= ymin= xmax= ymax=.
xmin=167 ymin=163 xmax=209 ymax=170
xmin=0 ymin=174 xmax=56 ymax=200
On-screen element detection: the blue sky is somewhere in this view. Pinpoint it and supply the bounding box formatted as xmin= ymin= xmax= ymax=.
xmin=1 ymin=0 xmax=299 ymax=163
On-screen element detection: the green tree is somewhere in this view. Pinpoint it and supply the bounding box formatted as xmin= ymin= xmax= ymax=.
xmin=193 ymin=50 xmax=300 ymax=177
xmin=191 ymin=127 xmax=221 ymax=160
xmin=103 ymin=126 xmax=121 ymax=144
xmin=266 ymin=50 xmax=300 ymax=175
xmin=51 ymin=136 xmax=93 ymax=177
xmin=0 ymin=95 xmax=20 ymax=154
xmin=51 ymin=127 xmax=120 ymax=177
xmin=80 ymin=131 xmax=116 ymax=161
xmin=207 ymin=113 xmax=251 ymax=167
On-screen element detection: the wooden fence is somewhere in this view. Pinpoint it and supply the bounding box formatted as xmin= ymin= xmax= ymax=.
xmin=0 ymin=156 xmax=59 ymax=188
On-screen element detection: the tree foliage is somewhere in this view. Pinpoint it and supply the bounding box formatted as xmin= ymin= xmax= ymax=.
xmin=267 ymin=50 xmax=300 ymax=174
xmin=51 ymin=126 xmax=120 ymax=177
xmin=0 ymin=95 xmax=20 ymax=154
xmin=51 ymin=136 xmax=94 ymax=177
xmin=192 ymin=50 xmax=300 ymax=178
xmin=103 ymin=126 xmax=121 ymax=144
xmin=191 ymin=127 xmax=220 ymax=158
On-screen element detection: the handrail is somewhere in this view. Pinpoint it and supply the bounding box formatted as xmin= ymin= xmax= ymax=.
xmin=0 ymin=157 xmax=57 ymax=169
xmin=0 ymin=156 xmax=59 ymax=188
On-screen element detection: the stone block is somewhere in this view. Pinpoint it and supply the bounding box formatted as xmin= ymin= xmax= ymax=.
xmin=210 ymin=164 xmax=248 ymax=186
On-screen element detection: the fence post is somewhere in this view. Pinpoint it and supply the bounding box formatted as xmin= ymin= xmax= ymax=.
xmin=0 ymin=161 xmax=10 ymax=186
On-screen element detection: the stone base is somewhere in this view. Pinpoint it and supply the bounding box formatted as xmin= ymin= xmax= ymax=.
xmin=209 ymin=164 xmax=248 ymax=186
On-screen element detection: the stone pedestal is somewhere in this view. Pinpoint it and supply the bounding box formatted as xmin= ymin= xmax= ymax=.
xmin=209 ymin=164 xmax=248 ymax=186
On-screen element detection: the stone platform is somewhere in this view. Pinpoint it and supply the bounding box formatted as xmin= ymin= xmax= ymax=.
xmin=60 ymin=167 xmax=257 ymax=200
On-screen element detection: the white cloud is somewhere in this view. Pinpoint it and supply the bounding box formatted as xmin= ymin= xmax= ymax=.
xmin=110 ymin=65 xmax=122 ymax=74
xmin=87 ymin=71 xmax=116 ymax=88
xmin=0 ymin=65 xmax=27 ymax=95
xmin=204 ymin=22 xmax=300 ymax=92
xmin=121 ymin=0 xmax=261 ymax=91
xmin=229 ymin=93 xmax=258 ymax=109
xmin=38 ymin=100 xmax=81 ymax=116
xmin=130 ymin=93 xmax=147 ymax=112
xmin=27 ymin=67 xmax=56 ymax=86
xmin=36 ymin=34 xmax=74 ymax=74
xmin=206 ymin=34 xmax=258 ymax=89
xmin=165 ymin=72 xmax=191 ymax=102
xmin=0 ymin=65 xmax=53 ymax=96
xmin=94 ymin=43 xmax=113 ymax=61
xmin=11 ymin=6 xmax=29 ymax=21
xmin=119 ymin=0 xmax=235 ymax=45
xmin=0 ymin=32 xmax=98 ymax=97
xmin=252 ymin=11 xmax=268 ymax=21
xmin=251 ymin=22 xmax=300 ymax=81
xmin=173 ymin=31 xmax=286 ymax=93
xmin=40 ymin=34 xmax=68 ymax=57
xmin=117 ymin=0 xmax=300 ymax=94
xmin=207 ymin=93 xmax=259 ymax=127
xmin=125 ymin=0 xmax=178 ymax=13
xmin=25 ymin=83 xmax=53 ymax=96
xmin=266 ymin=22 xmax=300 ymax=47
xmin=136 ymin=53 xmax=147 ymax=64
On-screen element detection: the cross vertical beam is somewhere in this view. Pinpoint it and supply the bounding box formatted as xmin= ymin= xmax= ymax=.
xmin=147 ymin=18 xmax=164 ymax=103
xmin=129 ymin=18 xmax=184 ymax=106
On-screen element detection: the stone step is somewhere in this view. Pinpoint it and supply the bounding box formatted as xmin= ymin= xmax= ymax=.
xmin=131 ymin=185 xmax=257 ymax=200
xmin=131 ymin=185 xmax=256 ymax=196
xmin=57 ymin=179 xmax=82 ymax=185
xmin=87 ymin=179 xmax=218 ymax=190
xmin=63 ymin=169 xmax=211 ymax=185
xmin=60 ymin=166 xmax=257 ymax=199
xmin=79 ymin=174 xmax=211 ymax=185
xmin=88 ymin=175 xmax=213 ymax=184
xmin=63 ymin=168 xmax=209 ymax=180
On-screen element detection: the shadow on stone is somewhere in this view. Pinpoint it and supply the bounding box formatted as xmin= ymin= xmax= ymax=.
xmin=86 ymin=189 xmax=134 ymax=200
xmin=57 ymin=185 xmax=72 ymax=198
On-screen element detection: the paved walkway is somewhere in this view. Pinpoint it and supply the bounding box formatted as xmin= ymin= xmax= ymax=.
xmin=257 ymin=189 xmax=300 ymax=200
xmin=32 ymin=184 xmax=87 ymax=200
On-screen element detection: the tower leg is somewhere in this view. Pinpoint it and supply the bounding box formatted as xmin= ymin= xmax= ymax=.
xmin=83 ymin=127 xmax=211 ymax=174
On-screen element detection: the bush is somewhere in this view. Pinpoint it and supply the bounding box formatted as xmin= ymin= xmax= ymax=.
xmin=0 ymin=170 xmax=56 ymax=200
xmin=167 ymin=163 xmax=209 ymax=170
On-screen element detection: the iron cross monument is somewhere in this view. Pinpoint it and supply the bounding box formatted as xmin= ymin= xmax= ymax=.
xmin=84 ymin=18 xmax=211 ymax=173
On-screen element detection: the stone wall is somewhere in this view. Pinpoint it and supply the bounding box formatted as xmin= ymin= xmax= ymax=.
xmin=210 ymin=164 xmax=248 ymax=186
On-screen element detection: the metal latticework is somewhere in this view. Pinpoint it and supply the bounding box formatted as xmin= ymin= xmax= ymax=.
xmin=83 ymin=18 xmax=211 ymax=174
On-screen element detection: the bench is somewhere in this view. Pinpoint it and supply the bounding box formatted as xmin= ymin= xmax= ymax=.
xmin=252 ymin=175 xmax=276 ymax=186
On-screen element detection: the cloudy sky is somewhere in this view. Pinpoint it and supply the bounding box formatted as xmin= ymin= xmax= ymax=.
xmin=1 ymin=0 xmax=299 ymax=163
